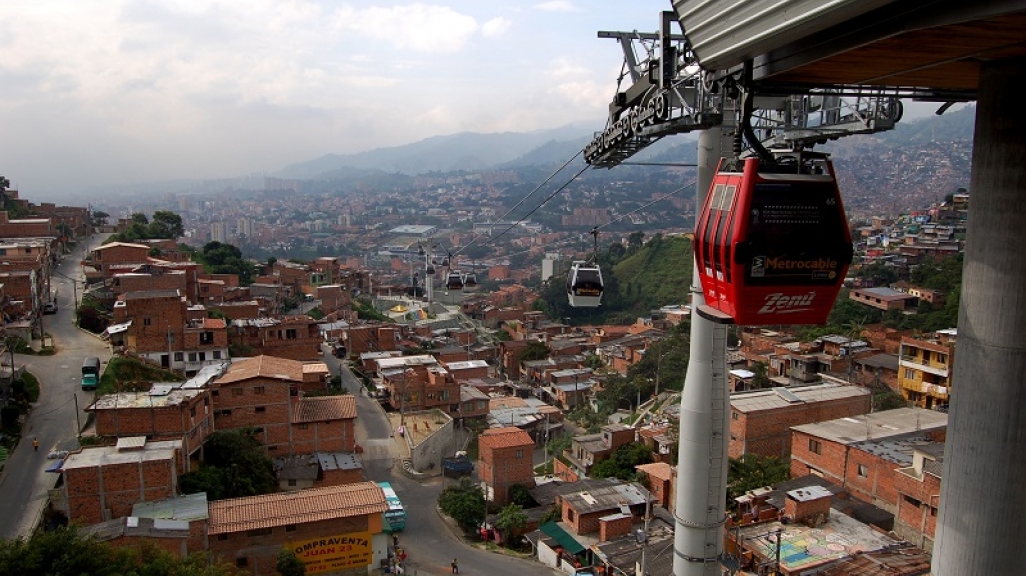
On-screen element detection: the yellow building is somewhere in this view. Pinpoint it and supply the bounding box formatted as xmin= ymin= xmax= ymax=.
xmin=898 ymin=329 xmax=956 ymax=409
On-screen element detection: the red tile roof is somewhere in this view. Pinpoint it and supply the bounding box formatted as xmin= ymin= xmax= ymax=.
xmin=208 ymin=482 xmax=386 ymax=534
xmin=216 ymin=355 xmax=304 ymax=384
xmin=478 ymin=427 xmax=534 ymax=450
xmin=636 ymin=462 xmax=674 ymax=482
xmin=294 ymin=395 xmax=357 ymax=423
xmin=202 ymin=318 xmax=227 ymax=329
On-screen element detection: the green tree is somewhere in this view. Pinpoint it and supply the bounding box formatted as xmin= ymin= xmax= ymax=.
xmin=276 ymin=549 xmax=306 ymax=576
xmin=180 ymin=428 xmax=276 ymax=500
xmin=200 ymin=241 xmax=258 ymax=285
xmin=508 ymin=484 xmax=536 ymax=508
xmin=438 ymin=477 xmax=486 ymax=532
xmin=92 ymin=210 xmax=110 ymax=226
xmin=494 ymin=503 xmax=528 ymax=545
xmin=0 ymin=176 xmax=9 ymax=190
xmin=589 ymin=442 xmax=654 ymax=480
xmin=750 ymin=361 xmax=770 ymax=389
xmin=148 ymin=210 xmax=184 ymax=239
xmin=627 ymin=231 xmax=645 ymax=254
xmin=0 ymin=526 xmax=240 ymax=575
xmin=726 ymin=454 xmax=790 ymax=502
xmin=518 ymin=340 xmax=550 ymax=363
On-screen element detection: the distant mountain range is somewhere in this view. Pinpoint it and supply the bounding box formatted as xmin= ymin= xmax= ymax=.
xmin=79 ymin=104 xmax=975 ymax=206
xmin=274 ymin=105 xmax=975 ymax=182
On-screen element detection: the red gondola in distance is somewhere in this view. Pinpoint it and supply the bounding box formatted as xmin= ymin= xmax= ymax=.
xmin=694 ymin=155 xmax=854 ymax=325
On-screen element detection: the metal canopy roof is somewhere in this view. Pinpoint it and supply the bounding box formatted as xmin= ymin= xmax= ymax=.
xmin=675 ymin=0 xmax=1026 ymax=99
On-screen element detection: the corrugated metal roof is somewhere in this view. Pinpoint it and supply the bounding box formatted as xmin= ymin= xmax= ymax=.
xmin=731 ymin=383 xmax=870 ymax=413
xmin=793 ymin=407 xmax=947 ymax=444
xmin=207 ymin=482 xmax=387 ymax=534
xmin=117 ymin=436 xmax=148 ymax=450
xmin=132 ymin=493 xmax=209 ymax=522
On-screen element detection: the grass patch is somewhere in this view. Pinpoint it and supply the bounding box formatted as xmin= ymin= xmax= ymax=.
xmin=98 ymin=357 xmax=185 ymax=395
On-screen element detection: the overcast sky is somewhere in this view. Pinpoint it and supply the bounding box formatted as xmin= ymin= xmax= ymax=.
xmin=1 ymin=1 xmax=959 ymax=201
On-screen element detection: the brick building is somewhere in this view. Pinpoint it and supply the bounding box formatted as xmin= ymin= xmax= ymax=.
xmin=291 ymin=395 xmax=358 ymax=454
xmin=112 ymin=290 xmax=229 ymax=375
xmin=86 ymin=242 xmax=152 ymax=278
xmin=345 ymin=324 xmax=401 ymax=356
xmin=0 ymin=211 xmax=52 ymax=238
xmin=893 ymin=443 xmax=945 ymax=553
xmin=212 ymin=356 xmax=351 ymax=455
xmin=86 ymin=387 xmax=213 ymax=463
xmin=728 ymin=383 xmax=872 ymax=459
xmin=316 ymin=284 xmax=352 ymax=315
xmin=554 ymin=424 xmax=636 ymax=482
xmin=58 ymin=438 xmax=182 ymax=526
xmin=442 ymin=359 xmax=489 ymax=382
xmin=790 ymin=407 xmax=948 ymax=514
xmin=377 ymin=355 xmax=461 ymax=417
xmin=112 ymin=270 xmax=189 ymax=299
xmin=635 ymin=462 xmax=675 ymax=514
xmin=477 ymin=427 xmax=536 ymax=505
xmin=229 ymin=315 xmax=322 ymax=361
xmin=559 ymin=481 xmax=648 ymax=537
xmin=849 ymin=287 xmax=918 ymax=311
xmin=207 ymin=482 xmax=388 ymax=575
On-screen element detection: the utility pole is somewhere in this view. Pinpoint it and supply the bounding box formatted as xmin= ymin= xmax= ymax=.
xmin=637 ymin=488 xmax=652 ymax=576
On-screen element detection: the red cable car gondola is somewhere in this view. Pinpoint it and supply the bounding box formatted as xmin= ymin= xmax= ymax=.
xmin=694 ymin=154 xmax=853 ymax=325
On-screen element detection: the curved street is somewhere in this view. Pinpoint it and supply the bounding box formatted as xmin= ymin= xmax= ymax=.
xmin=0 ymin=235 xmax=110 ymax=540
xmin=0 ymin=251 xmax=559 ymax=575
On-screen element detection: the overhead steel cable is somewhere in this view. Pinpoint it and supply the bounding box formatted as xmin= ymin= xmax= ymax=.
xmin=453 ymin=161 xmax=591 ymax=258
xmin=480 ymin=176 xmax=697 ymax=265
xmin=452 ymin=150 xmax=584 ymax=258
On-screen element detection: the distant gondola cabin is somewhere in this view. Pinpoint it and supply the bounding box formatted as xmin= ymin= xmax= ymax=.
xmin=694 ymin=155 xmax=853 ymax=325
xmin=567 ymin=261 xmax=603 ymax=307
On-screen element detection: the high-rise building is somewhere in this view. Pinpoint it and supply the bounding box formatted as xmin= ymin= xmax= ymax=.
xmin=211 ymin=221 xmax=228 ymax=243
xmin=541 ymin=253 xmax=566 ymax=282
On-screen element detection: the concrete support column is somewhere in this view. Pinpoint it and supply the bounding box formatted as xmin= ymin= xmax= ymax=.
xmin=932 ymin=57 xmax=1026 ymax=575
xmin=672 ymin=124 xmax=735 ymax=576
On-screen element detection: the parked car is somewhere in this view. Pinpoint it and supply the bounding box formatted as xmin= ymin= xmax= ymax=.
xmin=42 ymin=302 xmax=57 ymax=314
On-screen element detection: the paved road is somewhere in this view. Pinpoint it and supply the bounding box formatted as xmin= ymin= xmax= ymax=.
xmin=318 ymin=344 xmax=559 ymax=576
xmin=0 ymin=235 xmax=110 ymax=540
xmin=0 ymin=253 xmax=560 ymax=574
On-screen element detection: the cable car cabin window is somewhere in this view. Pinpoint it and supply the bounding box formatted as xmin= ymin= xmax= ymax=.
xmin=743 ymin=180 xmax=851 ymax=287
xmin=572 ymin=268 xmax=602 ymax=295
xmin=712 ymin=184 xmax=737 ymax=280
xmin=702 ymin=184 xmax=724 ymax=274
xmin=722 ymin=185 xmax=739 ymax=283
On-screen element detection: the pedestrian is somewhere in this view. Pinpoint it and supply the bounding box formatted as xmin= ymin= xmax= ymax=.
xmin=451 ymin=558 xmax=458 ymax=574
xmin=393 ymin=534 xmax=399 ymax=548
xmin=32 ymin=437 xmax=38 ymax=451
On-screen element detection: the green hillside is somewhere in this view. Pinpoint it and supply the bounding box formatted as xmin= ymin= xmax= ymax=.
xmin=536 ymin=233 xmax=694 ymax=324
xmin=611 ymin=234 xmax=693 ymax=310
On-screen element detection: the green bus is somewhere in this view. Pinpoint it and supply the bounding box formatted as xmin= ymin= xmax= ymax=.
xmin=82 ymin=357 xmax=100 ymax=390
xmin=378 ymin=482 xmax=406 ymax=532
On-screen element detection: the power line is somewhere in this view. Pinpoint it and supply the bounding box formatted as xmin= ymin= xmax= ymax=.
xmin=454 ymin=163 xmax=591 ymax=257
xmin=453 ymin=151 xmax=584 ymax=258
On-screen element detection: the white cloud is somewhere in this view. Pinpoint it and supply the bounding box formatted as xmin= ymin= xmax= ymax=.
xmin=334 ymin=4 xmax=479 ymax=54
xmin=0 ymin=0 xmax=674 ymax=196
xmin=534 ymin=1 xmax=583 ymax=13
xmin=481 ymin=17 xmax=511 ymax=37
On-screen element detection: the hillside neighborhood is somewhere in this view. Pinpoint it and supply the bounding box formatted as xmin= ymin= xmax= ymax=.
xmin=0 ymin=172 xmax=969 ymax=576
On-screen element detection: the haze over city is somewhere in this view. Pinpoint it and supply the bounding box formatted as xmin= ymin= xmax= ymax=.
xmin=0 ymin=1 xmax=960 ymax=201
